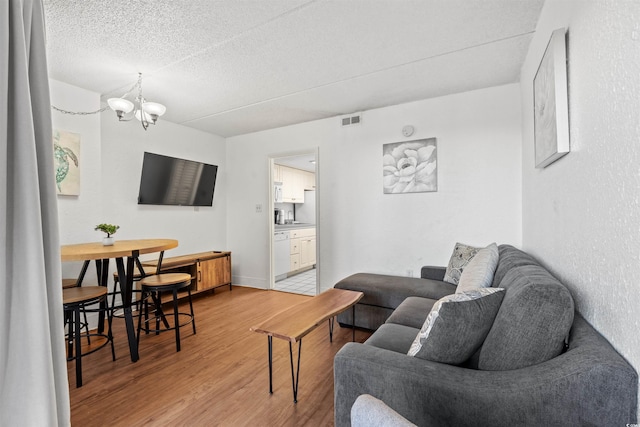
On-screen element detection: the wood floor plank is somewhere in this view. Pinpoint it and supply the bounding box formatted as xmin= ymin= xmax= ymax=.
xmin=68 ymin=286 xmax=371 ymax=426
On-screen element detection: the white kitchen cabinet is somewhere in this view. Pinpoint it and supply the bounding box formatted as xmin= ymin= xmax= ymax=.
xmin=274 ymin=164 xmax=283 ymax=183
xmin=289 ymin=230 xmax=300 ymax=272
xmin=290 ymin=253 xmax=300 ymax=272
xmin=300 ymin=236 xmax=316 ymax=268
xmin=281 ymin=166 xmax=305 ymax=203
xmin=289 ymin=228 xmax=315 ymax=272
xmin=302 ymin=170 xmax=316 ymax=190
xmin=279 ymin=166 xmax=315 ymax=202
xmin=290 ymin=236 xmax=300 ymax=254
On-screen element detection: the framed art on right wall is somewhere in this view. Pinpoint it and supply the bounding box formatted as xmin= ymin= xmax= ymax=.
xmin=534 ymin=27 xmax=570 ymax=168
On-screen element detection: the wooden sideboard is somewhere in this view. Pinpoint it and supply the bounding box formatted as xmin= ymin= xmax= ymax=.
xmin=142 ymin=251 xmax=231 ymax=296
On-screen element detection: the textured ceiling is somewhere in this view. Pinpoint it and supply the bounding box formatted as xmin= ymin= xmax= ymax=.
xmin=43 ymin=0 xmax=544 ymax=137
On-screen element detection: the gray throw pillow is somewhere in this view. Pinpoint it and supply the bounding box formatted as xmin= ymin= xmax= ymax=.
xmin=443 ymin=242 xmax=481 ymax=285
xmin=456 ymin=243 xmax=499 ymax=293
xmin=407 ymin=288 xmax=505 ymax=365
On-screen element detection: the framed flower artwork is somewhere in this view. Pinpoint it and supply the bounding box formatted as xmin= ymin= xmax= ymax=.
xmin=383 ymin=138 xmax=437 ymax=194
xmin=533 ymin=28 xmax=570 ymax=168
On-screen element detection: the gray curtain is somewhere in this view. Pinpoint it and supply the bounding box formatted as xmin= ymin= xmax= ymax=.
xmin=0 ymin=0 xmax=70 ymax=425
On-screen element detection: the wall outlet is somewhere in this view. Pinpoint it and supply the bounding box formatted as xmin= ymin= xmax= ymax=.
xmin=255 ymin=204 xmax=262 ymax=213
xmin=406 ymin=269 xmax=413 ymax=277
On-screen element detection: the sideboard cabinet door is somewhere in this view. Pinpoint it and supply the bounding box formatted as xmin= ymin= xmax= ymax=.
xmin=197 ymin=255 xmax=231 ymax=291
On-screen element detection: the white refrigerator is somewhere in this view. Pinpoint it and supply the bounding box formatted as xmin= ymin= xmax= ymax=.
xmin=295 ymin=190 xmax=316 ymax=224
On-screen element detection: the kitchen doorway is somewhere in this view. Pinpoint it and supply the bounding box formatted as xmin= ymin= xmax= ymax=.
xmin=270 ymin=150 xmax=318 ymax=296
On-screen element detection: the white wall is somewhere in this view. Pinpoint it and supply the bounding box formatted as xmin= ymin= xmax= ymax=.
xmin=51 ymin=78 xmax=227 ymax=279
xmin=100 ymin=114 xmax=227 ymax=259
xmin=50 ymin=80 xmax=103 ymax=281
xmin=227 ymin=84 xmax=522 ymax=291
xmin=520 ymin=0 xmax=640 ymax=413
xmin=52 ymin=80 xmax=102 ymax=245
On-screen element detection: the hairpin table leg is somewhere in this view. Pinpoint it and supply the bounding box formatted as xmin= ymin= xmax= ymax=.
xmin=268 ymin=336 xmax=273 ymax=394
xmin=289 ymin=340 xmax=302 ymax=403
xmin=352 ymin=305 xmax=356 ymax=342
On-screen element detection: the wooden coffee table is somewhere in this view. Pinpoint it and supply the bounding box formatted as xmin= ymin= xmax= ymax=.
xmin=250 ymin=288 xmax=363 ymax=403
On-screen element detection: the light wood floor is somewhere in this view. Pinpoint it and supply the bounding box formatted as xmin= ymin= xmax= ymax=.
xmin=68 ymin=286 xmax=371 ymax=426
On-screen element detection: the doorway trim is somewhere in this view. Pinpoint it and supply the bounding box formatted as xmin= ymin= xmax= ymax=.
xmin=268 ymin=148 xmax=319 ymax=295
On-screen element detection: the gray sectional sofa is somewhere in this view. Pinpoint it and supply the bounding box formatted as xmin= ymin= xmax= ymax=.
xmin=334 ymin=245 xmax=638 ymax=426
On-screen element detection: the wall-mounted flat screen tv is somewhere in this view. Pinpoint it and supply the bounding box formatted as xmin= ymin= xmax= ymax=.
xmin=138 ymin=152 xmax=218 ymax=206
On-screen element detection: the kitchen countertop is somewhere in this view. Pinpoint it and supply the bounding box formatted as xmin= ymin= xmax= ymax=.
xmin=274 ymin=223 xmax=315 ymax=231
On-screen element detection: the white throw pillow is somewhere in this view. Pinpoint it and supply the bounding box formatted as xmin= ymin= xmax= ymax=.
xmin=455 ymin=243 xmax=499 ymax=294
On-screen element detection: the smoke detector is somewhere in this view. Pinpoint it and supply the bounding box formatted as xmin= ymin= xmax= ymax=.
xmin=402 ymin=125 xmax=415 ymax=137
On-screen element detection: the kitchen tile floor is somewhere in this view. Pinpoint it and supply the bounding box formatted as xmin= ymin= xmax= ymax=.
xmin=274 ymin=268 xmax=317 ymax=296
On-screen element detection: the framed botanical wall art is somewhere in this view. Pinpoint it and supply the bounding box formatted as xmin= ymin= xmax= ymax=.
xmin=534 ymin=27 xmax=570 ymax=168
xmin=53 ymin=129 xmax=80 ymax=195
xmin=383 ymin=137 xmax=437 ymax=194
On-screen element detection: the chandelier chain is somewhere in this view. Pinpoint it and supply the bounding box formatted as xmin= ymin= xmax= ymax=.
xmin=50 ymin=77 xmax=141 ymax=116
xmin=49 ymin=73 xmax=164 ymax=131
xmin=52 ymin=105 xmax=109 ymax=115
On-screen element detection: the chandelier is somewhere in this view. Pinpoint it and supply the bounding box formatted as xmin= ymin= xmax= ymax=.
xmin=107 ymin=73 xmax=166 ymax=130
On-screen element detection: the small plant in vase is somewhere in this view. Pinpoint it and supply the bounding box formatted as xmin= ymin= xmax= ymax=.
xmin=95 ymin=223 xmax=120 ymax=246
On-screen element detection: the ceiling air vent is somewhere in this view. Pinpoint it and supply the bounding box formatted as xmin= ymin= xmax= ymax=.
xmin=341 ymin=114 xmax=362 ymax=127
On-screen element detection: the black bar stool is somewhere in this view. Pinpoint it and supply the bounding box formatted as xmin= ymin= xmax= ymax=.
xmin=62 ymin=278 xmax=78 ymax=289
xmin=137 ymin=273 xmax=196 ymax=352
xmin=63 ymin=286 xmax=115 ymax=387
xmin=62 ymin=279 xmax=90 ymax=342
xmin=110 ymin=263 xmax=157 ymax=317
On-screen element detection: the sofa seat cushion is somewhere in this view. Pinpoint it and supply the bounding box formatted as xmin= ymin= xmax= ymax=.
xmin=479 ymin=264 xmax=574 ymax=371
xmin=364 ymin=323 xmax=419 ymax=354
xmin=337 ymin=304 xmax=395 ymax=331
xmin=408 ymin=288 xmax=505 ymax=364
xmin=386 ymin=297 xmax=437 ymax=329
xmin=335 ymin=273 xmax=456 ymax=310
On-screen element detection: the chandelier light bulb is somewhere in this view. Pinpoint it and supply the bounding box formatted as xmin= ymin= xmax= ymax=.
xmin=107 ymin=98 xmax=134 ymax=119
xmin=142 ymin=102 xmax=166 ymax=117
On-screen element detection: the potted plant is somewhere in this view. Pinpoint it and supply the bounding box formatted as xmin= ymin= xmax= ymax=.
xmin=95 ymin=223 xmax=120 ymax=246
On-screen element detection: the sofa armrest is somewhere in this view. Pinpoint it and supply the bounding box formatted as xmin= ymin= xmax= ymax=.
xmin=351 ymin=394 xmax=417 ymax=427
xmin=420 ymin=266 xmax=446 ymax=281
xmin=334 ymin=319 xmax=638 ymax=427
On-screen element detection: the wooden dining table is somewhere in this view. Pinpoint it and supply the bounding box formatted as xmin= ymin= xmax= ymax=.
xmin=61 ymin=239 xmax=178 ymax=362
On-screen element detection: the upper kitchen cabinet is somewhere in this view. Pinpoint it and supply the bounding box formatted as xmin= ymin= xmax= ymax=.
xmin=281 ymin=166 xmax=305 ymax=203
xmin=274 ymin=164 xmax=283 ymax=183
xmin=276 ymin=163 xmax=315 ymax=203
xmin=302 ymin=170 xmax=315 ymax=190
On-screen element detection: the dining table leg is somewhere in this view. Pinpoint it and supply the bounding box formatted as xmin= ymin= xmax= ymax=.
xmin=75 ymin=260 xmax=90 ymax=286
xmin=116 ymin=255 xmax=140 ymax=362
xmin=94 ymin=259 xmax=110 ymax=333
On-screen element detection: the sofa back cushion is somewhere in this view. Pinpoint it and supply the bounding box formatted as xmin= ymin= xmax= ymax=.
xmin=478 ymin=264 xmax=574 ymax=371
xmin=492 ymin=244 xmax=539 ymax=288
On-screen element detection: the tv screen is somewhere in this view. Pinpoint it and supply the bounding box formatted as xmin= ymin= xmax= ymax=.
xmin=138 ymin=152 xmax=218 ymax=206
